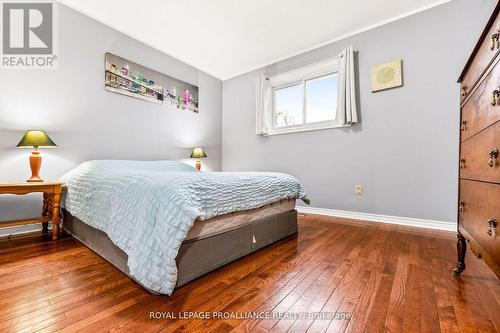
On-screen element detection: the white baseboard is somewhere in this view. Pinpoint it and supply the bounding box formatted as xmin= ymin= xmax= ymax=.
xmin=0 ymin=222 xmax=51 ymax=238
xmin=296 ymin=206 xmax=456 ymax=232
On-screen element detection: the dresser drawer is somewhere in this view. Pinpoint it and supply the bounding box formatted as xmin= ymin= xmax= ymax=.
xmin=461 ymin=13 xmax=500 ymax=103
xmin=461 ymin=58 xmax=500 ymax=141
xmin=460 ymin=121 xmax=500 ymax=183
xmin=459 ymin=180 xmax=500 ymax=263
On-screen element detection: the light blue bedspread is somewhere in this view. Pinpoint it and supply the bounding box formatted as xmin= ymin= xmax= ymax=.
xmin=61 ymin=160 xmax=309 ymax=295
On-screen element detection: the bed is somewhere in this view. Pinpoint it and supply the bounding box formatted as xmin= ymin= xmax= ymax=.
xmin=60 ymin=160 xmax=309 ymax=295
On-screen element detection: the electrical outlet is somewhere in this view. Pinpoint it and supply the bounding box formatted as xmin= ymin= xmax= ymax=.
xmin=355 ymin=184 xmax=362 ymax=195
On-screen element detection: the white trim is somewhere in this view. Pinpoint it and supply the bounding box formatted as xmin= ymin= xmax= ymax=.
xmin=296 ymin=206 xmax=455 ymax=232
xmin=265 ymin=121 xmax=348 ymax=136
xmin=0 ymin=222 xmax=52 ymax=238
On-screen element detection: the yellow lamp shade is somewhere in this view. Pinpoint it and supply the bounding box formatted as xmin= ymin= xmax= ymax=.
xmin=16 ymin=130 xmax=57 ymax=148
xmin=190 ymin=147 xmax=207 ymax=159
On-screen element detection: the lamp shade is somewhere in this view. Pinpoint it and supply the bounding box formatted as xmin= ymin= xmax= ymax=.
xmin=16 ymin=130 xmax=57 ymax=148
xmin=190 ymin=147 xmax=207 ymax=158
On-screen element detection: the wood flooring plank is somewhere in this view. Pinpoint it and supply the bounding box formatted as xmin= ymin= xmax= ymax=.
xmin=0 ymin=264 xmax=120 ymax=323
xmin=401 ymin=234 xmax=422 ymax=333
xmin=383 ymin=233 xmax=410 ymax=333
xmin=269 ymin=225 xmax=372 ymax=333
xmin=306 ymin=226 xmax=390 ymax=332
xmin=287 ymin=225 xmax=373 ymax=333
xmin=2 ymin=276 xmax=136 ymax=332
xmin=418 ymin=235 xmax=442 ymax=333
xmin=227 ymin=222 xmax=360 ymax=333
xmin=342 ymin=228 xmax=401 ymax=332
xmin=338 ymin=228 xmax=404 ymax=333
xmin=426 ymin=236 xmax=461 ymax=333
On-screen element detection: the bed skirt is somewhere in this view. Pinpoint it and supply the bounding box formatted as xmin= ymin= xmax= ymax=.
xmin=62 ymin=209 xmax=298 ymax=294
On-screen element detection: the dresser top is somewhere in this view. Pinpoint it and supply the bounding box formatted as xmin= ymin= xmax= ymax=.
xmin=458 ymin=2 xmax=500 ymax=82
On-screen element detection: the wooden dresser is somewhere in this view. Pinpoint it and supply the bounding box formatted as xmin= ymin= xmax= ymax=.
xmin=456 ymin=3 xmax=500 ymax=278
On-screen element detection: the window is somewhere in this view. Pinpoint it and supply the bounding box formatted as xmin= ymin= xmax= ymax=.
xmin=267 ymin=57 xmax=342 ymax=135
xmin=256 ymin=46 xmax=357 ymax=136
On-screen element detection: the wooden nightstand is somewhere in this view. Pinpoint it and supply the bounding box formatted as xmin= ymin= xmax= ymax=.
xmin=0 ymin=182 xmax=63 ymax=240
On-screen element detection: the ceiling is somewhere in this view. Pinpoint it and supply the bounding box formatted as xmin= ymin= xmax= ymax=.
xmin=58 ymin=0 xmax=450 ymax=80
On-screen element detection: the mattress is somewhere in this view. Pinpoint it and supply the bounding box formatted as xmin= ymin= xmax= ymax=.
xmin=186 ymin=199 xmax=296 ymax=240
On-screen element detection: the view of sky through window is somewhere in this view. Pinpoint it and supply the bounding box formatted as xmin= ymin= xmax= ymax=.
xmin=306 ymin=73 xmax=338 ymax=123
xmin=274 ymin=83 xmax=303 ymax=127
xmin=274 ymin=73 xmax=337 ymax=128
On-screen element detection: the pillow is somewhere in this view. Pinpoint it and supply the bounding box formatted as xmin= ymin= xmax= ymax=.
xmin=83 ymin=160 xmax=197 ymax=173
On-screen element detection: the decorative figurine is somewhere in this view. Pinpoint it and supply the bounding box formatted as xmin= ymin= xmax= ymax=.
xmin=183 ymin=89 xmax=190 ymax=104
xmin=121 ymin=64 xmax=129 ymax=76
xmin=157 ymin=90 xmax=164 ymax=101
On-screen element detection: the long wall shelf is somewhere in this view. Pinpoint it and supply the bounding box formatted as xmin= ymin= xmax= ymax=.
xmin=106 ymin=69 xmax=164 ymax=94
xmin=105 ymin=86 xmax=163 ymax=104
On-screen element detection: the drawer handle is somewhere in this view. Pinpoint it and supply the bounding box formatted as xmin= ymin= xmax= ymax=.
xmin=460 ymin=159 xmax=466 ymax=169
xmin=487 ymin=218 xmax=497 ymax=237
xmin=461 ymin=86 xmax=467 ymax=97
xmin=488 ymin=148 xmax=499 ymax=167
xmin=459 ymin=201 xmax=465 ymax=213
xmin=461 ymin=120 xmax=467 ymax=131
xmin=490 ymin=32 xmax=499 ymax=50
xmin=491 ymin=89 xmax=500 ymax=106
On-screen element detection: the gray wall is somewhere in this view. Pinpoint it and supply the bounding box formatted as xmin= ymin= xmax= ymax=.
xmin=222 ymin=0 xmax=496 ymax=223
xmin=0 ymin=3 xmax=222 ymax=222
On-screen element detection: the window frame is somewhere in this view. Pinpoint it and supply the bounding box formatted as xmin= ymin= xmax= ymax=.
xmin=267 ymin=56 xmax=347 ymax=136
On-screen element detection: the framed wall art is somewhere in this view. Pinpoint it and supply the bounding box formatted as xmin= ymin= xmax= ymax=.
xmin=370 ymin=59 xmax=403 ymax=93
xmin=105 ymin=52 xmax=199 ymax=113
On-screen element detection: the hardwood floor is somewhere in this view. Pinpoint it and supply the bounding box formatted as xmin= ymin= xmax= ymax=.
xmin=0 ymin=214 xmax=498 ymax=333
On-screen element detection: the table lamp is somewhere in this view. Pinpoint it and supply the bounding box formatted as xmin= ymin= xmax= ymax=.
xmin=190 ymin=147 xmax=207 ymax=171
xmin=16 ymin=130 xmax=57 ymax=182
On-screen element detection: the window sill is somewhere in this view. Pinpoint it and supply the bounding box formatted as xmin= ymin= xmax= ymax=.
xmin=263 ymin=122 xmax=349 ymax=136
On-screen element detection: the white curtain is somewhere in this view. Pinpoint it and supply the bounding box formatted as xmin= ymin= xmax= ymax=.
xmin=255 ymin=75 xmax=272 ymax=135
xmin=336 ymin=46 xmax=358 ymax=125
